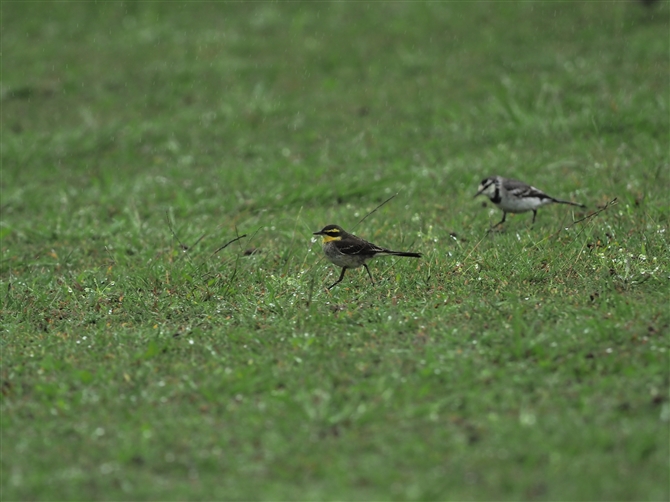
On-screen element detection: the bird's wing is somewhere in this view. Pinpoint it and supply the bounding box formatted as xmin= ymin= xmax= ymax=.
xmin=338 ymin=239 xmax=386 ymax=257
xmin=504 ymin=178 xmax=550 ymax=199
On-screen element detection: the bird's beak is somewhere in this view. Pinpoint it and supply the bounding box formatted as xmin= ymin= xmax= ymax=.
xmin=474 ymin=188 xmax=484 ymax=198
xmin=313 ymin=230 xmax=324 ymax=236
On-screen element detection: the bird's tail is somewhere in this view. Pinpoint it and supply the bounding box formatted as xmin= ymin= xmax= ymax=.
xmin=386 ymin=251 xmax=422 ymax=258
xmin=552 ymin=198 xmax=586 ymax=208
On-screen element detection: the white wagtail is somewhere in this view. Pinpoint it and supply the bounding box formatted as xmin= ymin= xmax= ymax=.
xmin=475 ymin=175 xmax=586 ymax=227
xmin=313 ymin=224 xmax=422 ymax=289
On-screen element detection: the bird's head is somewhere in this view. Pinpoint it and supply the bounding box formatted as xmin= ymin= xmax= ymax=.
xmin=474 ymin=176 xmax=498 ymax=199
xmin=313 ymin=224 xmax=345 ymax=243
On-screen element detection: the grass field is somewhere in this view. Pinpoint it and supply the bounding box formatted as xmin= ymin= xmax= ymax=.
xmin=2 ymin=2 xmax=669 ymax=500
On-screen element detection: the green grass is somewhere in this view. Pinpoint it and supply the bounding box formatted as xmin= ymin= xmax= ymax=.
xmin=2 ymin=2 xmax=669 ymax=500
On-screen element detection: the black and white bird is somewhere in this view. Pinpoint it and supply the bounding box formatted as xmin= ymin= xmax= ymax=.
xmin=474 ymin=175 xmax=585 ymax=227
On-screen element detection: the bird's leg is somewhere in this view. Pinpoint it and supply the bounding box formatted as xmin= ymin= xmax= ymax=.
xmin=327 ymin=267 xmax=347 ymax=290
xmin=531 ymin=209 xmax=537 ymax=224
xmin=491 ymin=212 xmax=507 ymax=229
xmin=363 ymin=264 xmax=375 ymax=286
